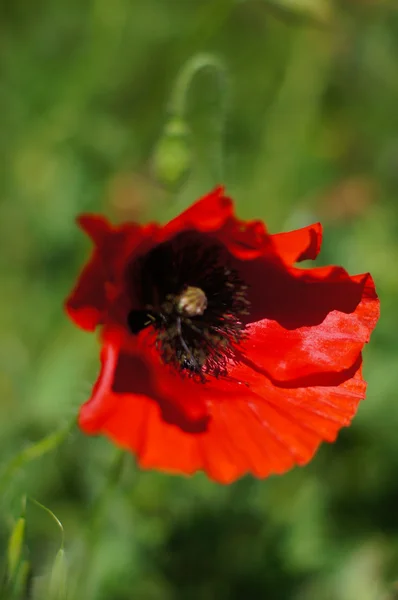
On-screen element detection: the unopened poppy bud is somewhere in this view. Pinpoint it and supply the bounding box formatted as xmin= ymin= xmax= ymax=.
xmin=151 ymin=117 xmax=192 ymax=189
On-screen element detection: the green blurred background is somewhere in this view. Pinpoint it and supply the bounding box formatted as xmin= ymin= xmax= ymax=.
xmin=1 ymin=0 xmax=398 ymax=598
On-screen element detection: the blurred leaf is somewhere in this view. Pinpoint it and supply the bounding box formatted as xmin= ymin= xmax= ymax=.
xmin=263 ymin=0 xmax=333 ymax=24
xmin=14 ymin=560 xmax=31 ymax=600
xmin=29 ymin=499 xmax=66 ymax=600
xmin=244 ymin=27 xmax=332 ymax=224
xmin=7 ymin=517 xmax=26 ymax=583
xmin=48 ymin=549 xmax=68 ymax=600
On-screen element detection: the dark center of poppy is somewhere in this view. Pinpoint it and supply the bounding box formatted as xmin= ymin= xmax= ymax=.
xmin=126 ymin=231 xmax=250 ymax=381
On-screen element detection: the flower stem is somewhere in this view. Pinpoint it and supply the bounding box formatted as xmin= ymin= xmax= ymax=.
xmin=0 ymin=419 xmax=75 ymax=494
xmin=75 ymin=448 xmax=127 ymax=599
xmin=169 ymin=52 xmax=229 ymax=184
xmin=89 ymin=448 xmax=126 ymax=534
xmin=168 ymin=53 xmax=229 ymax=121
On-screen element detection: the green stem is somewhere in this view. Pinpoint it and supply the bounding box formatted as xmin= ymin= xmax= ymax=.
xmin=169 ymin=53 xmax=229 ymax=120
xmin=75 ymin=449 xmax=127 ymax=599
xmin=88 ymin=449 xmax=126 ymax=535
xmin=168 ymin=53 xmax=229 ymax=182
xmin=0 ymin=420 xmax=76 ymax=494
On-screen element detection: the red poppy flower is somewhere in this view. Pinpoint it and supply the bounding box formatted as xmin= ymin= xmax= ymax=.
xmin=65 ymin=187 xmax=379 ymax=483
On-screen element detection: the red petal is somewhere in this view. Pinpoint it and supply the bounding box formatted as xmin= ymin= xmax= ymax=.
xmin=210 ymin=356 xmax=366 ymax=482
xmin=166 ymin=190 xmax=320 ymax=264
xmin=245 ymin=257 xmax=379 ymax=328
xmin=270 ymin=222 xmax=322 ymax=264
xmin=218 ymin=217 xmax=273 ymax=260
xmin=107 ymin=399 xmax=204 ymax=476
xmin=77 ymin=214 xmax=111 ymax=244
xmin=66 ymin=188 xmax=279 ymax=333
xmin=65 ymin=216 xmax=152 ymax=331
xmin=203 ymin=357 xmax=365 ymax=483
xmin=161 ymin=186 xmax=276 ymax=261
xmin=242 ymin=265 xmax=379 ymax=383
xmin=65 ymin=249 xmax=107 ymax=331
xmin=79 ymin=333 xmax=210 ymax=435
xmin=65 ymin=215 xmax=113 ymax=331
xmin=164 ymin=186 xmax=233 ymax=235
xmin=164 ymin=189 xmax=322 ymax=265
xmin=79 ymin=334 xmax=367 ymax=483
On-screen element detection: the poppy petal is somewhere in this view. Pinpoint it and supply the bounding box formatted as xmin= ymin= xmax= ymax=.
xmin=270 ymin=222 xmax=323 ymax=264
xmin=242 ymin=269 xmax=378 ymax=383
xmin=164 ymin=186 xmax=233 ymax=235
xmin=162 ymin=187 xmax=276 ymax=261
xmin=245 ymin=257 xmax=378 ymax=329
xmin=208 ymin=357 xmax=366 ymax=482
xmin=80 ymin=338 xmax=366 ymax=483
xmin=78 ymin=341 xmax=206 ymax=476
xmin=195 ymin=357 xmax=365 ymax=483
xmin=65 ymin=217 xmax=153 ymax=331
xmin=218 ymin=217 xmax=273 ymax=260
xmin=79 ymin=335 xmax=210 ymax=435
xmin=77 ymin=214 xmax=111 ymax=244
xmin=65 ymin=250 xmax=107 ymax=331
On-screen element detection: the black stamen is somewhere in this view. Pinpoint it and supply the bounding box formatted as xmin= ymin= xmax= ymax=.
xmin=127 ymin=310 xmax=152 ymax=335
xmin=126 ymin=231 xmax=250 ymax=380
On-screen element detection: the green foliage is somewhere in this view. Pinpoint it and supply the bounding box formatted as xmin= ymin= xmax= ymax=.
xmin=1 ymin=0 xmax=398 ymax=599
xmin=7 ymin=517 xmax=26 ymax=585
xmin=48 ymin=549 xmax=67 ymax=600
